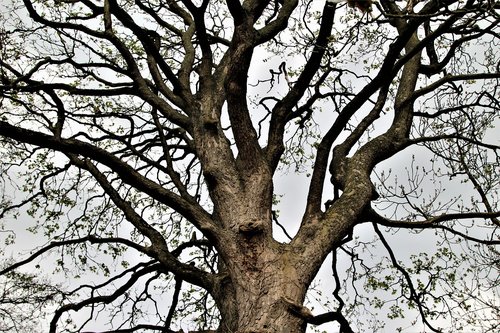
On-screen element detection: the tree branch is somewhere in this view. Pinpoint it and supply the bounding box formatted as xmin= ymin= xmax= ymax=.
xmin=0 ymin=235 xmax=146 ymax=276
xmin=368 ymin=207 xmax=500 ymax=245
xmin=373 ymin=223 xmax=442 ymax=333
xmin=0 ymin=121 xmax=216 ymax=237
xmin=50 ymin=263 xmax=163 ymax=333
xmin=265 ymin=1 xmax=337 ymax=171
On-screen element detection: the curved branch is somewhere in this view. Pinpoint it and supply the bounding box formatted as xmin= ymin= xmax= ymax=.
xmin=67 ymin=155 xmax=215 ymax=289
xmin=164 ymin=277 xmax=183 ymax=330
xmin=412 ymin=72 xmax=500 ymax=103
xmin=0 ymin=235 xmax=146 ymax=276
xmin=106 ymin=0 xmax=187 ymax=96
xmin=373 ymin=223 xmax=441 ymax=333
xmin=20 ymin=0 xmax=191 ymax=129
xmin=282 ymin=296 xmax=354 ymax=332
xmin=256 ymin=0 xmax=299 ymax=44
xmin=265 ymin=2 xmax=337 ymax=171
xmin=49 ymin=262 xmax=163 ymax=333
xmin=410 ymin=133 xmax=499 ymax=151
xmin=226 ymin=0 xmax=246 ymax=25
xmin=420 ymin=18 xmax=499 ymax=76
xmin=0 ymin=121 xmax=216 ymax=237
xmin=368 ymin=207 xmax=500 ymax=245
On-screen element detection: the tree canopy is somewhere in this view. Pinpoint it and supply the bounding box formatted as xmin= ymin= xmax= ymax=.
xmin=0 ymin=0 xmax=499 ymax=332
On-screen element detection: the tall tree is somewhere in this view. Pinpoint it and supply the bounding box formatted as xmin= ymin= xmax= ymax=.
xmin=0 ymin=0 xmax=498 ymax=332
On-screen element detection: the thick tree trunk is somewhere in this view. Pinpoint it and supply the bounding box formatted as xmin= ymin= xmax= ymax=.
xmin=213 ymin=253 xmax=310 ymax=333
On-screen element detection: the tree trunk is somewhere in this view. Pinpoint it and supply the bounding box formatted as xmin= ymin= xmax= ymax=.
xmin=211 ymin=235 xmax=313 ymax=333
xmin=198 ymin=134 xmax=320 ymax=332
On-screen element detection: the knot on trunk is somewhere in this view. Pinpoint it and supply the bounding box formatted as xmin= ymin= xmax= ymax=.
xmin=281 ymin=296 xmax=313 ymax=320
xmin=238 ymin=219 xmax=264 ymax=235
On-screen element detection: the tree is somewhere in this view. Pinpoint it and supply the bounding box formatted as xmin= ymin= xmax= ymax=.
xmin=0 ymin=0 xmax=498 ymax=332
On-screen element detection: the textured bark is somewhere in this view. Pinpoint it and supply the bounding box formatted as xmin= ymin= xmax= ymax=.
xmin=211 ymin=244 xmax=310 ymax=333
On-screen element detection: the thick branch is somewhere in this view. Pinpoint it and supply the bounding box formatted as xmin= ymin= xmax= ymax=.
xmin=67 ymin=156 xmax=215 ymax=288
xmin=265 ymin=2 xmax=337 ymax=171
xmin=0 ymin=121 xmax=216 ymax=237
